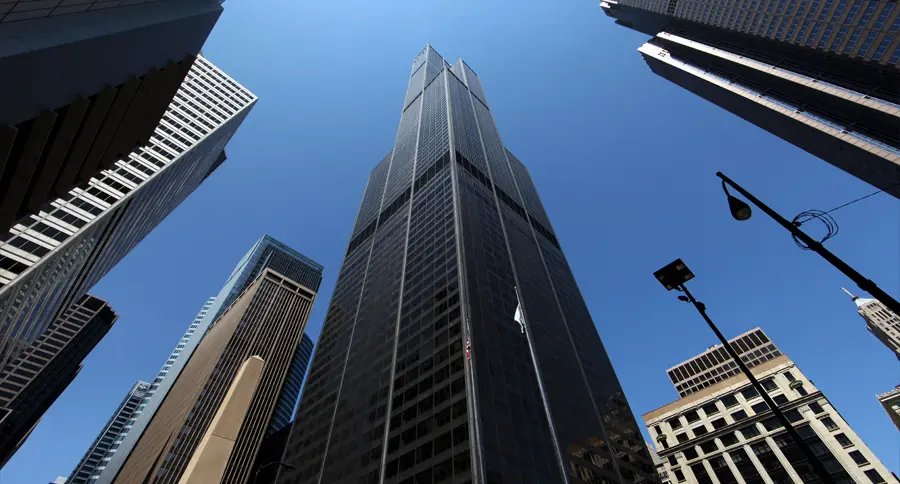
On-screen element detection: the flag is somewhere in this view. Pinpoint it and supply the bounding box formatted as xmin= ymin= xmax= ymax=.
xmin=465 ymin=338 xmax=471 ymax=360
xmin=513 ymin=301 xmax=525 ymax=334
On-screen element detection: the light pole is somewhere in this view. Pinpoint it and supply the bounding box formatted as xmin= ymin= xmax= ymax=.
xmin=254 ymin=461 xmax=295 ymax=484
xmin=653 ymin=259 xmax=835 ymax=484
xmin=717 ymin=171 xmax=900 ymax=316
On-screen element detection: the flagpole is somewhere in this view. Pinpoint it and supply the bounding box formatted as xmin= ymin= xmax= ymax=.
xmin=514 ymin=286 xmax=571 ymax=484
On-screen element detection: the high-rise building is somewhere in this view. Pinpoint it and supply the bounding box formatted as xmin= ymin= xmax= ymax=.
xmin=645 ymin=327 xmax=892 ymax=483
xmin=876 ymin=385 xmax=900 ymax=432
xmin=277 ymin=45 xmax=656 ymax=484
xmin=601 ymin=0 xmax=900 ymax=198
xmin=66 ymin=381 xmax=152 ymax=484
xmin=270 ymin=333 xmax=315 ymax=435
xmin=842 ymin=288 xmax=900 ymax=360
xmin=112 ymin=266 xmax=320 ymax=483
xmin=0 ymin=294 xmax=117 ymax=466
xmin=0 ymin=0 xmax=228 ymax=233
xmin=95 ymin=235 xmax=322 ymax=483
xmin=0 ymin=55 xmax=257 ymax=375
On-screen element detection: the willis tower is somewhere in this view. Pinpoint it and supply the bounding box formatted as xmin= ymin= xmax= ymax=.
xmin=278 ymin=45 xmax=656 ymax=484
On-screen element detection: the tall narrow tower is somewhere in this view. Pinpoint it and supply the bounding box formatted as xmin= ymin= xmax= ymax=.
xmin=843 ymin=288 xmax=900 ymax=360
xmin=278 ymin=45 xmax=656 ymax=484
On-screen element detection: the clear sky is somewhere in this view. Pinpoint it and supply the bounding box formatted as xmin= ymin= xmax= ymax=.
xmin=6 ymin=0 xmax=899 ymax=481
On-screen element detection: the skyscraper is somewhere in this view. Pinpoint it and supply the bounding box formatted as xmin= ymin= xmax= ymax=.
xmin=277 ymin=45 xmax=655 ymax=484
xmin=875 ymin=385 xmax=900 ymax=432
xmin=96 ymin=235 xmax=322 ymax=483
xmin=0 ymin=294 xmax=117 ymax=466
xmin=601 ymin=0 xmax=900 ymax=198
xmin=0 ymin=55 xmax=256 ymax=374
xmin=113 ymin=267 xmax=320 ymax=483
xmin=0 ymin=0 xmax=227 ymax=233
xmin=66 ymin=381 xmax=152 ymax=484
xmin=842 ymin=288 xmax=900 ymax=360
xmin=645 ymin=327 xmax=892 ymax=483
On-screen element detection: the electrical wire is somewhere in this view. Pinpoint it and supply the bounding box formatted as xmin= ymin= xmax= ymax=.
xmin=791 ymin=181 xmax=899 ymax=250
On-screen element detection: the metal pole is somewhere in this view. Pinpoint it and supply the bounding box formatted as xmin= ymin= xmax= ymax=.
xmin=678 ymin=284 xmax=835 ymax=484
xmin=255 ymin=461 xmax=294 ymax=484
xmin=717 ymin=171 xmax=900 ymax=316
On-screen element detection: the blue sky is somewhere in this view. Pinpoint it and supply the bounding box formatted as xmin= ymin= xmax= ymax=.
xmin=6 ymin=0 xmax=900 ymax=481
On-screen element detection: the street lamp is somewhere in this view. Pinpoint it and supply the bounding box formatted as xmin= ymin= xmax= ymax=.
xmin=717 ymin=171 xmax=900 ymax=317
xmin=653 ymin=258 xmax=835 ymax=484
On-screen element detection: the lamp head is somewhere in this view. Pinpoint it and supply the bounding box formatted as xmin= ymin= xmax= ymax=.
xmin=721 ymin=180 xmax=752 ymax=221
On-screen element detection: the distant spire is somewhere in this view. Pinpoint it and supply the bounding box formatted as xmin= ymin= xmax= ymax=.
xmin=842 ymin=287 xmax=858 ymax=301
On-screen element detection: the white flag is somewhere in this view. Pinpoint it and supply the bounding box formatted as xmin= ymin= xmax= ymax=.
xmin=513 ymin=302 xmax=525 ymax=334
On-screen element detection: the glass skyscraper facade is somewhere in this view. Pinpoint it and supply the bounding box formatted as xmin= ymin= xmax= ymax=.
xmin=96 ymin=235 xmax=323 ymax=484
xmin=0 ymin=55 xmax=257 ymax=375
xmin=601 ymin=0 xmax=900 ymax=198
xmin=277 ymin=45 xmax=655 ymax=484
xmin=270 ymin=333 xmax=315 ymax=435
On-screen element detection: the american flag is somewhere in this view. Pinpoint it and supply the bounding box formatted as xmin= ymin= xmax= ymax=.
xmin=465 ymin=338 xmax=471 ymax=360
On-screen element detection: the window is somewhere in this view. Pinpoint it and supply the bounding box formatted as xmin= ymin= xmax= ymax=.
xmin=667 ymin=455 xmax=678 ymax=466
xmin=809 ymin=402 xmax=824 ymax=414
xmin=731 ymin=410 xmax=748 ymax=422
xmin=674 ymin=433 xmax=687 ymax=444
xmin=721 ymin=395 xmax=739 ymax=408
xmin=711 ymin=418 xmax=727 ymax=429
xmin=668 ymin=417 xmax=683 ymax=430
xmin=795 ymin=384 xmax=808 ymax=396
xmin=773 ymin=394 xmax=788 ymax=405
xmin=684 ymin=410 xmax=700 ymax=423
xmin=683 ymin=448 xmax=699 ymax=460
xmin=702 ymin=402 xmax=720 ymax=416
xmin=700 ymin=440 xmax=718 ymax=454
xmin=720 ymin=433 xmax=739 ymax=447
xmin=785 ymin=409 xmax=803 ymax=423
xmin=783 ymin=371 xmax=796 ymax=382
xmin=834 ymin=433 xmax=853 ymax=447
xmin=741 ymin=387 xmax=759 ymax=400
xmin=761 ymin=378 xmax=778 ymax=392
xmin=849 ymin=450 xmax=869 ymax=466
xmin=865 ymin=469 xmax=887 ymax=483
xmin=820 ymin=416 xmax=839 ymax=430
xmin=693 ymin=425 xmax=709 ymax=437
xmin=761 ymin=417 xmax=783 ymax=431
xmin=673 ymin=469 xmax=685 ymax=482
xmin=752 ymin=401 xmax=769 ymax=414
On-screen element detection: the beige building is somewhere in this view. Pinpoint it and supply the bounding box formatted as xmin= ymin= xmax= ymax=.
xmin=645 ymin=328 xmax=892 ymax=484
xmin=112 ymin=268 xmax=317 ymax=484
xmin=876 ymin=386 xmax=900 ymax=433
xmin=843 ymin=288 xmax=900 ymax=360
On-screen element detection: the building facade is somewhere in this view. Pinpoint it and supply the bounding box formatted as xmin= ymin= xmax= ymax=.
xmin=645 ymin=328 xmax=892 ymax=483
xmin=95 ymin=235 xmax=322 ymax=483
xmin=112 ymin=267 xmax=320 ymax=483
xmin=0 ymin=55 xmax=256 ymax=375
xmin=66 ymin=381 xmax=152 ymax=484
xmin=601 ymin=0 xmax=900 ymax=198
xmin=876 ymin=386 xmax=900 ymax=432
xmin=843 ymin=288 xmax=900 ymax=360
xmin=277 ymin=45 xmax=656 ymax=484
xmin=270 ymin=333 xmax=315 ymax=435
xmin=0 ymin=294 xmax=117 ymax=466
xmin=0 ymin=0 xmax=228 ymax=233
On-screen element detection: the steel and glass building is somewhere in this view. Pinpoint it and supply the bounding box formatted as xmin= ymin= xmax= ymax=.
xmin=842 ymin=288 xmax=900 ymax=360
xmin=277 ymin=45 xmax=655 ymax=484
xmin=0 ymin=0 xmax=229 ymax=234
xmin=645 ymin=328 xmax=892 ymax=483
xmin=66 ymin=381 xmax=151 ymax=484
xmin=113 ymin=267 xmax=320 ymax=483
xmin=0 ymin=294 xmax=117 ymax=466
xmin=0 ymin=55 xmax=257 ymax=376
xmin=601 ymin=0 xmax=900 ymax=198
xmin=96 ymin=235 xmax=322 ymax=483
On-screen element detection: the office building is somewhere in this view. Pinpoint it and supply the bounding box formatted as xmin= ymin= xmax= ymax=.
xmin=95 ymin=236 xmax=321 ymax=483
xmin=0 ymin=0 xmax=228 ymax=233
xmin=66 ymin=381 xmax=151 ymax=484
xmin=0 ymin=55 xmax=257 ymax=375
xmin=601 ymin=0 xmax=900 ymax=198
xmin=876 ymin=385 xmax=900 ymax=432
xmin=277 ymin=45 xmax=655 ymax=484
xmin=0 ymin=294 xmax=116 ymax=466
xmin=645 ymin=327 xmax=892 ymax=483
xmin=843 ymin=288 xmax=900 ymax=360
xmin=113 ymin=267 xmax=320 ymax=483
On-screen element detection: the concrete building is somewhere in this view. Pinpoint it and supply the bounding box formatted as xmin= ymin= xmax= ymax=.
xmin=843 ymin=288 xmax=900 ymax=360
xmin=600 ymin=0 xmax=900 ymax=198
xmin=277 ymin=45 xmax=656 ymax=484
xmin=66 ymin=381 xmax=151 ymax=484
xmin=0 ymin=0 xmax=229 ymax=234
xmin=645 ymin=328 xmax=892 ymax=483
xmin=112 ymin=267 xmax=319 ymax=483
xmin=0 ymin=294 xmax=116 ymax=466
xmin=0 ymin=55 xmax=256 ymax=375
xmin=95 ymin=236 xmax=321 ymax=483
xmin=876 ymin=386 xmax=900 ymax=433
